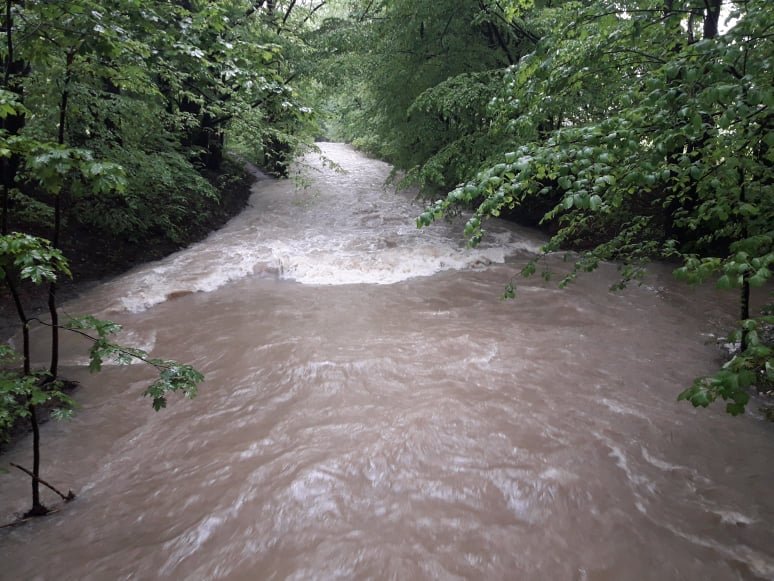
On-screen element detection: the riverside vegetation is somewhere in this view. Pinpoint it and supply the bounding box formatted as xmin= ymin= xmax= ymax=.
xmin=313 ymin=0 xmax=773 ymax=415
xmin=0 ymin=0 xmax=319 ymax=519
xmin=1 ymin=0 xmax=772 ymax=520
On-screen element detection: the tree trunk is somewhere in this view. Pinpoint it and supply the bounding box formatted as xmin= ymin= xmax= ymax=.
xmin=25 ymin=404 xmax=48 ymax=516
xmin=48 ymin=50 xmax=74 ymax=380
xmin=665 ymin=1 xmax=723 ymax=244
xmin=8 ymin=276 xmax=48 ymax=516
xmin=1 ymin=0 xmax=28 ymax=233
xmin=179 ymin=96 xmax=224 ymax=171
xmin=738 ymin=166 xmax=750 ymax=352
xmin=740 ymin=278 xmax=750 ymax=351
xmin=703 ymin=0 xmax=722 ymax=40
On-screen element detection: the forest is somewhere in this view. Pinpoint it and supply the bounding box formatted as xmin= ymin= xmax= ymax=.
xmin=0 ymin=0 xmax=772 ymax=521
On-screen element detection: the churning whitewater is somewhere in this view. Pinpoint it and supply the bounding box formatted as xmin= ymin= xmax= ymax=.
xmin=1 ymin=143 xmax=774 ymax=580
xmin=95 ymin=143 xmax=540 ymax=314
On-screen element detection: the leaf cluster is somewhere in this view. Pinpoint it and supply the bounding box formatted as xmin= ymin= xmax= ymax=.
xmin=66 ymin=315 xmax=204 ymax=411
xmin=410 ymin=0 xmax=772 ymax=415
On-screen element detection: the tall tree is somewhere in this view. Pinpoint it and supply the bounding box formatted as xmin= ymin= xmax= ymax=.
xmin=414 ymin=0 xmax=772 ymax=414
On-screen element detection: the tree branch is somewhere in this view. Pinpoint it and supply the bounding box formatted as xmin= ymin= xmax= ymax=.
xmin=10 ymin=463 xmax=75 ymax=502
xmin=281 ymin=0 xmax=297 ymax=29
xmin=298 ymin=1 xmax=327 ymax=28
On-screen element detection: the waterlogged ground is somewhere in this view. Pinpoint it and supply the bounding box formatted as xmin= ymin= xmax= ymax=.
xmin=1 ymin=144 xmax=773 ymax=580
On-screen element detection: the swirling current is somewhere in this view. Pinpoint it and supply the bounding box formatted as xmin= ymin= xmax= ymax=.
xmin=1 ymin=143 xmax=773 ymax=580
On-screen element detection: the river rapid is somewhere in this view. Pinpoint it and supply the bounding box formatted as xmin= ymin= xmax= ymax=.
xmin=1 ymin=143 xmax=773 ymax=580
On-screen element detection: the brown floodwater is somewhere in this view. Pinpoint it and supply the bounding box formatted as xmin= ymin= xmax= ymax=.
xmin=1 ymin=143 xmax=773 ymax=580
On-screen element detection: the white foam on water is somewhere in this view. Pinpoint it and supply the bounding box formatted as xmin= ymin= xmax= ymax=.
xmin=113 ymin=246 xmax=278 ymax=313
xmin=715 ymin=510 xmax=756 ymax=526
xmin=664 ymin=523 xmax=774 ymax=579
xmin=600 ymin=397 xmax=653 ymax=423
xmin=278 ymin=242 xmax=524 ymax=286
xmin=99 ymin=143 xmax=544 ymax=314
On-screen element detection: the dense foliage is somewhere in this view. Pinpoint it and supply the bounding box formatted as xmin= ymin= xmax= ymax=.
xmin=312 ymin=0 xmax=532 ymax=190
xmin=0 ymin=0 xmax=322 ymax=518
xmin=315 ymin=0 xmax=773 ymax=416
xmin=2 ymin=0 xmax=319 ymax=244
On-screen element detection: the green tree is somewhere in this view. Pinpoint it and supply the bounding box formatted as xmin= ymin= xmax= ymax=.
xmin=1 ymin=0 xmax=318 ymax=249
xmin=415 ymin=0 xmax=772 ymax=415
xmin=0 ymin=227 xmax=203 ymax=517
xmin=0 ymin=1 xmax=216 ymax=518
xmin=309 ymin=0 xmax=532 ymax=188
xmin=0 ymin=99 xmax=204 ymax=514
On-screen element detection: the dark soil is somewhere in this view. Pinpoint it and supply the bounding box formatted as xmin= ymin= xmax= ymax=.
xmin=0 ymin=158 xmax=262 ymax=340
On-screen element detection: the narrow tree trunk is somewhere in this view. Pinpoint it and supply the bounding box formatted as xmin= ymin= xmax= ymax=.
xmin=739 ymin=166 xmax=750 ymax=352
xmin=6 ymin=275 xmax=46 ymax=515
xmin=1 ymin=0 xmax=13 ymax=234
xmin=7 ymin=277 xmax=29 ymax=372
xmin=48 ymin=282 xmax=58 ymax=377
xmin=703 ymin=0 xmax=722 ymax=40
xmin=665 ymin=1 xmax=722 ymax=241
xmin=486 ymin=21 xmax=514 ymax=65
xmin=740 ymin=279 xmax=750 ymax=351
xmin=25 ymin=404 xmax=48 ymax=516
xmin=48 ymin=49 xmax=74 ymax=379
xmin=2 ymin=0 xmax=13 ymax=87
xmin=1 ymin=0 xmax=28 ymax=234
